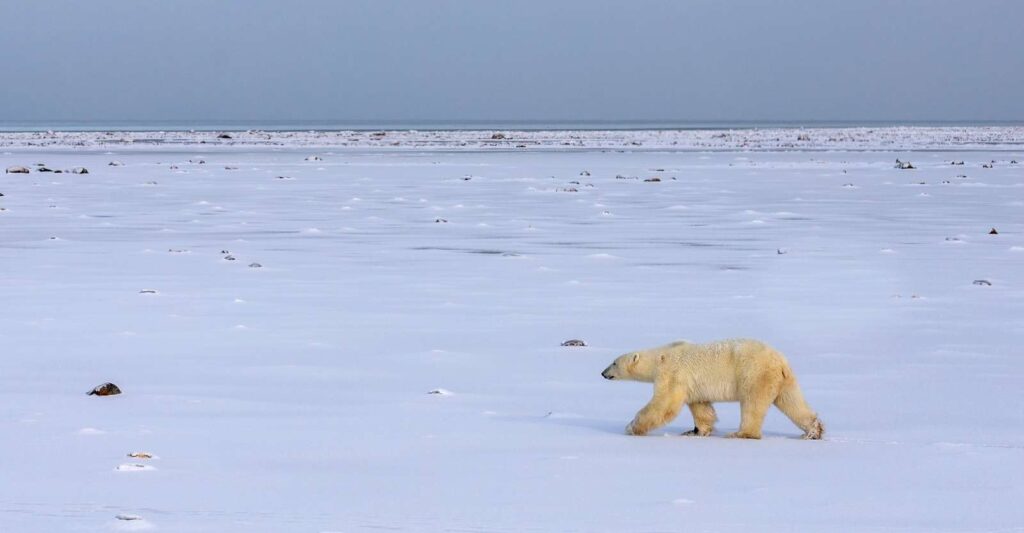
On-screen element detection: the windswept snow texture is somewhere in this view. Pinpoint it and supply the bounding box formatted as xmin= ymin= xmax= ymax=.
xmin=1 ymin=136 xmax=1023 ymax=532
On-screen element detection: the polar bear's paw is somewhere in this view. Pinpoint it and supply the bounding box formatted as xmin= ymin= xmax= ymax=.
xmin=625 ymin=421 xmax=647 ymax=436
xmin=681 ymin=426 xmax=712 ymax=437
xmin=726 ymin=431 xmax=762 ymax=439
xmin=802 ymin=418 xmax=824 ymax=440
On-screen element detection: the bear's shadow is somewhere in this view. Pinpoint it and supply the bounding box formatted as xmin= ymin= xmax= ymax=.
xmin=534 ymin=414 xmax=803 ymax=439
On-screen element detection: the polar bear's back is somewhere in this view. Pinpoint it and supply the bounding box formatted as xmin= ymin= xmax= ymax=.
xmin=661 ymin=338 xmax=791 ymax=402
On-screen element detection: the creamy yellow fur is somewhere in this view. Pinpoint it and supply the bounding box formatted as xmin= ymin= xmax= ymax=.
xmin=601 ymin=339 xmax=824 ymax=440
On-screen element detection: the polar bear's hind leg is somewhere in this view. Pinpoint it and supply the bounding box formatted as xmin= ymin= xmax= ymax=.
xmin=728 ymin=372 xmax=784 ymax=439
xmin=774 ymin=378 xmax=824 ymax=439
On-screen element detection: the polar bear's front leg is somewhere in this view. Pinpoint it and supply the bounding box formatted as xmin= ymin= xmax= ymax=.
xmin=682 ymin=402 xmax=717 ymax=436
xmin=626 ymin=377 xmax=684 ymax=436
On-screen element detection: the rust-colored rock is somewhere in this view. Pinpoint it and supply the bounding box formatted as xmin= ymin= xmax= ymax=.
xmin=87 ymin=383 xmax=122 ymax=396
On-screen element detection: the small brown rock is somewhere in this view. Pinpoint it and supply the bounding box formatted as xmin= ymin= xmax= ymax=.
xmin=561 ymin=339 xmax=587 ymax=347
xmin=88 ymin=383 xmax=122 ymax=396
xmin=989 ymin=228 xmax=999 ymax=235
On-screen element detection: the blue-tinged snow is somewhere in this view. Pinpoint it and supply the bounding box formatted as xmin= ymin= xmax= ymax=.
xmin=1 ymin=130 xmax=1022 ymax=532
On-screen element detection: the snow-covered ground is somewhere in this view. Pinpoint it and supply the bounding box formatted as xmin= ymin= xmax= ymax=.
xmin=1 ymin=134 xmax=1022 ymax=532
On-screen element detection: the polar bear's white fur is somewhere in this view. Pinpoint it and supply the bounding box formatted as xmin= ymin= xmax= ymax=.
xmin=601 ymin=339 xmax=823 ymax=439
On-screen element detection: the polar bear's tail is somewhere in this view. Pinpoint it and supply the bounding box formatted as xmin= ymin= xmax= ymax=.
xmin=774 ymin=376 xmax=824 ymax=440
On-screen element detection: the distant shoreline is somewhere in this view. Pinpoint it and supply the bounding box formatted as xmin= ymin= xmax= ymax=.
xmin=3 ymin=120 xmax=1024 ymax=134
xmin=3 ymin=126 xmax=1024 ymax=151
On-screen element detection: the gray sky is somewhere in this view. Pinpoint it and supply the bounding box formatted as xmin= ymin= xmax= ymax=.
xmin=1 ymin=0 xmax=1022 ymax=123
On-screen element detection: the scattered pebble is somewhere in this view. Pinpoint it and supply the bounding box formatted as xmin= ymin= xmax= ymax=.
xmin=69 ymin=167 xmax=89 ymax=174
xmin=109 ymin=161 xmax=124 ymax=166
xmin=989 ymin=228 xmax=999 ymax=235
xmin=127 ymin=452 xmax=155 ymax=459
xmin=217 ymin=133 xmax=233 ymax=139
xmin=224 ymin=255 xmax=236 ymax=261
xmin=138 ymin=289 xmax=158 ymax=294
xmin=88 ymin=383 xmax=122 ymax=396
xmin=427 ymin=388 xmax=453 ymax=395
xmin=305 ymin=155 xmax=323 ymax=161
xmin=561 ymin=339 xmax=587 ymax=347
xmin=115 ymin=514 xmax=143 ymax=521
xmin=644 ymin=177 xmax=661 ymax=182
xmin=248 ymin=262 xmax=262 ymax=268
xmin=894 ymin=159 xmax=915 ymax=170
xmin=973 ymin=279 xmax=993 ymax=286
xmin=435 ymin=218 xmax=448 ymax=223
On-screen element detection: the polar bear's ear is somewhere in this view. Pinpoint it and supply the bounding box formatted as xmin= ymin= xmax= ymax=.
xmin=630 ymin=353 xmax=640 ymax=364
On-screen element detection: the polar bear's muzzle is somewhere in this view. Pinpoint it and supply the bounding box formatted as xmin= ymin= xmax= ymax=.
xmin=601 ymin=366 xmax=615 ymax=379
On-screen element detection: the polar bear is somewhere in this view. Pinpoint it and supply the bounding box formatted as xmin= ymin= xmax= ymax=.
xmin=601 ymin=339 xmax=823 ymax=439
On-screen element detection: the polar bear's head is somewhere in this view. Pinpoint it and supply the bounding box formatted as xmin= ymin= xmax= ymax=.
xmin=601 ymin=351 xmax=658 ymax=382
